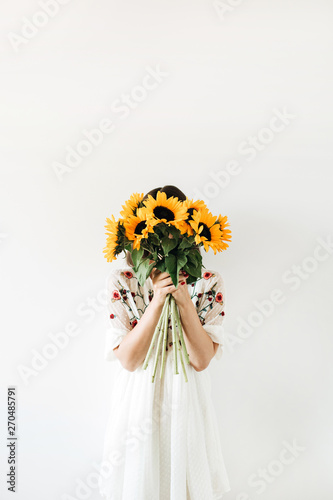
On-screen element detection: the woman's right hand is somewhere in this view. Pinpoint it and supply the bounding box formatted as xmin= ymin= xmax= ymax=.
xmin=150 ymin=268 xmax=184 ymax=305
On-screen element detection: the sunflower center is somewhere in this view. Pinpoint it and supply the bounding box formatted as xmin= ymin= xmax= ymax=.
xmin=200 ymin=223 xmax=211 ymax=240
xmin=153 ymin=206 xmax=175 ymax=221
xmin=135 ymin=221 xmax=147 ymax=235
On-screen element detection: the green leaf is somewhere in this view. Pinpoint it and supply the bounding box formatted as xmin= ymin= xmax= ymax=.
xmin=161 ymin=236 xmax=178 ymax=255
xmin=155 ymin=260 xmax=166 ymax=272
xmin=187 ymin=249 xmax=202 ymax=265
xmin=165 ymin=252 xmax=188 ymax=287
xmin=176 ymin=253 xmax=187 ymax=274
xmin=166 ymin=225 xmax=181 ymax=238
xmin=136 ymin=259 xmax=156 ymax=287
xmin=131 ymin=247 xmax=144 ymax=268
xmin=165 ymin=254 xmax=177 ymax=286
xmin=178 ymin=237 xmax=193 ymax=250
xmin=184 ymin=262 xmax=201 ymax=277
xmin=149 ymin=233 xmax=160 ymax=245
xmin=183 ymin=249 xmax=202 ymax=278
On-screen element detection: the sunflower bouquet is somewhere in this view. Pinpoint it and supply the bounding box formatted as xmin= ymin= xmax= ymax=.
xmin=103 ymin=191 xmax=231 ymax=382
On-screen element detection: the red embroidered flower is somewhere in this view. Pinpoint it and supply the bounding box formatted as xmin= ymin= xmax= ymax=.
xmin=215 ymin=293 xmax=223 ymax=303
xmin=203 ymin=272 xmax=212 ymax=280
xmin=221 ymin=311 xmax=225 ymax=316
xmin=131 ymin=319 xmax=138 ymax=328
xmin=112 ymin=290 xmax=121 ymax=300
xmin=110 ymin=314 xmax=115 ymax=319
xmin=124 ymin=271 xmax=133 ymax=279
xmin=198 ymin=293 xmax=202 ymax=298
xmin=208 ymin=297 xmax=212 ymax=301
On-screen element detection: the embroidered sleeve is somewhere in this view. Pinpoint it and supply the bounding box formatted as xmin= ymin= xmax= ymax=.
xmin=104 ymin=269 xmax=138 ymax=362
xmin=196 ymin=270 xmax=226 ymax=361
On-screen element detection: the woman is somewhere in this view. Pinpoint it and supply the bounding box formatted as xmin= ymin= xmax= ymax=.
xmin=99 ymin=186 xmax=231 ymax=500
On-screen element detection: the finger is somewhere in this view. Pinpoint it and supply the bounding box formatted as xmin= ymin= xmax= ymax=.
xmin=158 ymin=273 xmax=174 ymax=284
xmin=155 ymin=271 xmax=170 ymax=281
xmin=160 ymin=277 xmax=174 ymax=288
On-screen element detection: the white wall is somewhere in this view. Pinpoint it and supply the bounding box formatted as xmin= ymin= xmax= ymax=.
xmin=0 ymin=0 xmax=332 ymax=499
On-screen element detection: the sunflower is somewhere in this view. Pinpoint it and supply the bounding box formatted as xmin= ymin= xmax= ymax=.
xmin=120 ymin=192 xmax=144 ymax=219
xmin=124 ymin=207 xmax=158 ymax=250
xmin=181 ymin=198 xmax=209 ymax=235
xmin=142 ymin=191 xmax=188 ymax=233
xmin=188 ymin=208 xmax=224 ymax=254
xmin=103 ymin=215 xmax=122 ymax=262
xmin=215 ymin=214 xmax=232 ymax=250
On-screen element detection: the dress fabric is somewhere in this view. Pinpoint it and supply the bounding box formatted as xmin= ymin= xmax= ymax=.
xmin=98 ymin=266 xmax=231 ymax=500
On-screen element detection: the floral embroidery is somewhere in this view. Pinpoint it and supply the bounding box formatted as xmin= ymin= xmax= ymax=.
xmin=109 ymin=269 xmax=224 ymax=344
xmin=111 ymin=278 xmax=139 ymax=325
xmin=112 ymin=290 xmax=121 ymax=300
xmin=189 ymin=276 xmax=224 ymax=323
xmin=203 ymin=271 xmax=213 ymax=280
xmin=123 ymin=271 xmax=133 ymax=279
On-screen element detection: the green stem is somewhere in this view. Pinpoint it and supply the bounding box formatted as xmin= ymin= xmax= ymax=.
xmin=173 ymin=301 xmax=191 ymax=365
xmin=159 ymin=295 xmax=171 ymax=380
xmin=176 ymin=324 xmax=188 ymax=382
xmin=143 ymin=296 xmax=169 ymax=370
xmin=152 ymin=296 xmax=170 ymax=383
xmin=170 ymin=297 xmax=179 ymax=375
xmin=152 ymin=324 xmax=164 ymax=383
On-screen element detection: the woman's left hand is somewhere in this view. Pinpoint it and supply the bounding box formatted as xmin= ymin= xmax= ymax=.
xmin=171 ymin=273 xmax=191 ymax=307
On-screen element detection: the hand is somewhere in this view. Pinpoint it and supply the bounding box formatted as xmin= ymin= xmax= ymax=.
xmin=150 ymin=268 xmax=187 ymax=306
xmin=170 ymin=273 xmax=191 ymax=307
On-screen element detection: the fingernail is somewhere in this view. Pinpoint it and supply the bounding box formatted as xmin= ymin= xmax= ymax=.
xmin=181 ymin=281 xmax=185 ymax=285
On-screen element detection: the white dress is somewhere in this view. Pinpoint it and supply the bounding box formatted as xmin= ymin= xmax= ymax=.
xmin=98 ymin=266 xmax=231 ymax=500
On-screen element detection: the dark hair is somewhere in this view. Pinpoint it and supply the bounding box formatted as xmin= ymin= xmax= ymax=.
xmin=125 ymin=185 xmax=187 ymax=267
xmin=142 ymin=185 xmax=187 ymax=203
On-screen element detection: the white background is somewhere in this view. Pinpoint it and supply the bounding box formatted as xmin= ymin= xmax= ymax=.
xmin=0 ymin=0 xmax=332 ymax=499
